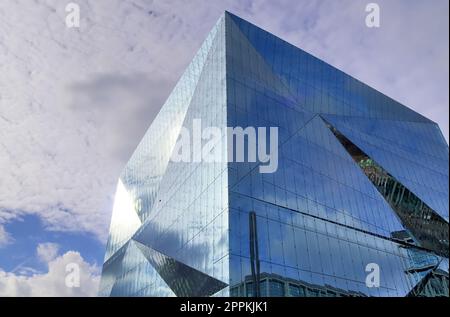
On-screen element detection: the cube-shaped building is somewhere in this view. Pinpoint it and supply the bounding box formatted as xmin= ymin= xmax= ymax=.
xmin=99 ymin=12 xmax=449 ymax=297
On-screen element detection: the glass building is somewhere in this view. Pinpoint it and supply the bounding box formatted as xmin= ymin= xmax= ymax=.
xmin=99 ymin=12 xmax=449 ymax=297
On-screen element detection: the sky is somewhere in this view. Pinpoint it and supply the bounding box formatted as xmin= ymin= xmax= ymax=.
xmin=0 ymin=0 xmax=448 ymax=296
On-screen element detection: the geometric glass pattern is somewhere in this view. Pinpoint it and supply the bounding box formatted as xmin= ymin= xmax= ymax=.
xmin=99 ymin=12 xmax=449 ymax=297
xmin=406 ymin=257 xmax=449 ymax=297
xmin=134 ymin=241 xmax=228 ymax=297
xmin=323 ymin=118 xmax=449 ymax=257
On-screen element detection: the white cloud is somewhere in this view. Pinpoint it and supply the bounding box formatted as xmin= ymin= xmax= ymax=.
xmin=0 ymin=251 xmax=100 ymax=297
xmin=36 ymin=242 xmax=60 ymax=263
xmin=0 ymin=225 xmax=13 ymax=247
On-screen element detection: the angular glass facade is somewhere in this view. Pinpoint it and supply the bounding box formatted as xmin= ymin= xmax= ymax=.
xmin=99 ymin=12 xmax=449 ymax=297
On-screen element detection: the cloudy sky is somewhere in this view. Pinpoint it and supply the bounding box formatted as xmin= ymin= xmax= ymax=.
xmin=0 ymin=0 xmax=448 ymax=296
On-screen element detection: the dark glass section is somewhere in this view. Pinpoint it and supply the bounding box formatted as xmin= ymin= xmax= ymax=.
xmin=321 ymin=114 xmax=449 ymax=223
xmin=324 ymin=118 xmax=449 ymax=256
xmin=134 ymin=241 xmax=228 ymax=297
xmin=407 ymin=269 xmax=449 ymax=297
xmin=249 ymin=211 xmax=261 ymax=297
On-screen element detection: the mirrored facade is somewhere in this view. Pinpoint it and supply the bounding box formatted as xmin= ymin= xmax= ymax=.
xmin=99 ymin=12 xmax=449 ymax=297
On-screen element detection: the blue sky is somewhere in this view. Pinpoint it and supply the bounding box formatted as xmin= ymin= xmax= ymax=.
xmin=0 ymin=215 xmax=103 ymax=272
xmin=0 ymin=0 xmax=448 ymax=296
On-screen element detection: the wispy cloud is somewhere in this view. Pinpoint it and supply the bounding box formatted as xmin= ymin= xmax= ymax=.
xmin=0 ymin=225 xmax=13 ymax=248
xmin=36 ymin=242 xmax=60 ymax=263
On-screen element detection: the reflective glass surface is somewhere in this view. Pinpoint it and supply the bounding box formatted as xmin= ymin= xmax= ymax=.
xmin=226 ymin=12 xmax=448 ymax=297
xmin=99 ymin=12 xmax=449 ymax=297
xmin=100 ymin=15 xmax=229 ymax=297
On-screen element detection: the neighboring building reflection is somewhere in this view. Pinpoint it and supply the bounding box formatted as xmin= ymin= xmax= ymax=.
xmin=326 ymin=122 xmax=449 ymax=256
xmin=230 ymin=272 xmax=367 ymax=297
xmin=393 ymin=230 xmax=449 ymax=297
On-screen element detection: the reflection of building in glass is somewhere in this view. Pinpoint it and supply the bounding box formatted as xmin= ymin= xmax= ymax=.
xmin=407 ymin=268 xmax=449 ymax=297
xmin=99 ymin=12 xmax=449 ymax=297
xmin=230 ymin=272 xmax=367 ymax=297
xmin=389 ymin=230 xmax=448 ymax=297
xmin=325 ymin=123 xmax=449 ymax=256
